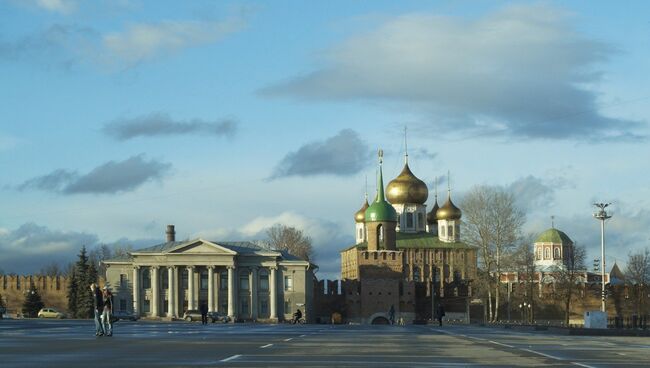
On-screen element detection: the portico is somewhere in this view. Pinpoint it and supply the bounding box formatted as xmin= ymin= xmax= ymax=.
xmin=104 ymin=226 xmax=314 ymax=322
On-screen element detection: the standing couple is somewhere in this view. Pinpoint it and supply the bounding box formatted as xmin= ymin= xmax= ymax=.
xmin=91 ymin=283 xmax=113 ymax=337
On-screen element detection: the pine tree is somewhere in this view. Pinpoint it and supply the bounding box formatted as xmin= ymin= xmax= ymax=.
xmin=67 ymin=246 xmax=98 ymax=318
xmin=22 ymin=285 xmax=44 ymax=318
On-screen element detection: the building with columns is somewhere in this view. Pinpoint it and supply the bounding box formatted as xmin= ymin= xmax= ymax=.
xmin=103 ymin=225 xmax=315 ymax=322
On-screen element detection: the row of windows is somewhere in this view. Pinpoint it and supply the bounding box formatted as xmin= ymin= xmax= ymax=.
xmin=536 ymin=247 xmax=561 ymax=260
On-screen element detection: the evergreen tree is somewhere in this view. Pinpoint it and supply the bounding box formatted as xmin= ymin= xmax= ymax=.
xmin=22 ymin=285 xmax=44 ymax=318
xmin=67 ymin=246 xmax=98 ymax=318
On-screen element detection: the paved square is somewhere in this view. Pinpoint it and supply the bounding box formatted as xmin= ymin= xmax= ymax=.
xmin=1 ymin=320 xmax=649 ymax=367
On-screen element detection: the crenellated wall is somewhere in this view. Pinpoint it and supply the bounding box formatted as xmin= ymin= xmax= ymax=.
xmin=1 ymin=275 xmax=69 ymax=316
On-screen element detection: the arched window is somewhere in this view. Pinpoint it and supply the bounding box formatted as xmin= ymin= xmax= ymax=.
xmin=544 ymin=247 xmax=550 ymax=259
xmin=448 ymin=225 xmax=453 ymax=237
xmin=377 ymin=224 xmax=384 ymax=247
xmin=554 ymin=247 xmax=560 ymax=259
xmin=417 ymin=213 xmax=423 ymax=229
xmin=440 ymin=225 xmax=446 ymax=237
xmin=537 ymin=247 xmax=542 ymax=260
xmin=239 ymin=271 xmax=250 ymax=290
xmin=358 ymin=228 xmax=363 ymax=239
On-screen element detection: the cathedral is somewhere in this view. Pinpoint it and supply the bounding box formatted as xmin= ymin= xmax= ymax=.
xmin=339 ymin=149 xmax=478 ymax=324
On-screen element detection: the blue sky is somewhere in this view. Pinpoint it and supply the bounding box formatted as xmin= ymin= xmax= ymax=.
xmin=1 ymin=0 xmax=649 ymax=278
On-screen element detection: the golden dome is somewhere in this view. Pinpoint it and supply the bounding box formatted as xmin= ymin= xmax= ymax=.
xmin=386 ymin=163 xmax=428 ymax=204
xmin=427 ymin=200 xmax=439 ymax=224
xmin=354 ymin=198 xmax=369 ymax=223
xmin=436 ymin=195 xmax=462 ymax=220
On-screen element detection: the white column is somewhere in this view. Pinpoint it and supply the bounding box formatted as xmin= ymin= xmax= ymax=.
xmin=187 ymin=266 xmax=195 ymax=310
xmin=270 ymin=267 xmax=277 ymax=320
xmin=173 ymin=267 xmax=179 ymax=315
xmin=208 ymin=266 xmax=215 ymax=312
xmin=251 ymin=266 xmax=258 ymax=320
xmin=214 ymin=270 xmax=220 ymax=313
xmin=132 ymin=266 xmax=140 ymax=316
xmin=168 ymin=266 xmax=175 ymax=318
xmin=151 ymin=266 xmax=159 ymax=317
xmin=227 ymin=266 xmax=236 ymax=319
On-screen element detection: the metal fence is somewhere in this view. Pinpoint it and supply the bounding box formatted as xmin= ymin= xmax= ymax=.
xmin=608 ymin=315 xmax=648 ymax=329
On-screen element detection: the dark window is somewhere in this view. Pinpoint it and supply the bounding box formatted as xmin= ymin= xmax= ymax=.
xmin=260 ymin=300 xmax=269 ymax=317
xmin=417 ymin=213 xmax=423 ymax=228
xmin=120 ymin=274 xmax=127 ymax=289
xmin=240 ymin=298 xmax=249 ymax=315
xmin=162 ymin=269 xmax=169 ymax=289
xmin=284 ymin=275 xmax=293 ymax=291
xmin=182 ymin=269 xmax=188 ymax=289
xmin=142 ymin=269 xmax=151 ymax=289
xmin=119 ymin=299 xmax=127 ymax=312
xmin=240 ymin=272 xmax=249 ymax=290
xmin=407 ymin=213 xmax=414 ymax=228
xmin=143 ymin=299 xmax=150 ymax=313
xmin=284 ymin=300 xmax=292 ymax=313
xmin=200 ymin=270 xmax=208 ymax=290
xmin=259 ymin=270 xmax=269 ymax=291
xmin=220 ymin=271 xmax=228 ymax=290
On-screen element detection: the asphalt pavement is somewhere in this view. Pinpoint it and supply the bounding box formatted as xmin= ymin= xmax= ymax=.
xmin=0 ymin=319 xmax=648 ymax=367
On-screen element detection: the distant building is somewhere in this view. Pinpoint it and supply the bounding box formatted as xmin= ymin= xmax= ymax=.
xmin=338 ymin=150 xmax=477 ymax=324
xmin=103 ymin=225 xmax=315 ymax=322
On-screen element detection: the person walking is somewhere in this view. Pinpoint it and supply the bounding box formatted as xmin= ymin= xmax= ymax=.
xmin=101 ymin=287 xmax=113 ymax=336
xmin=388 ymin=305 xmax=395 ymax=325
xmin=90 ymin=283 xmax=105 ymax=336
xmin=199 ymin=302 xmax=208 ymax=325
xmin=436 ymin=304 xmax=445 ymax=327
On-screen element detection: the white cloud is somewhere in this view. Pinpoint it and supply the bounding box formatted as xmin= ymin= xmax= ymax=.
xmin=263 ymin=4 xmax=642 ymax=141
xmin=19 ymin=0 xmax=77 ymax=14
xmin=102 ymin=18 xmax=245 ymax=66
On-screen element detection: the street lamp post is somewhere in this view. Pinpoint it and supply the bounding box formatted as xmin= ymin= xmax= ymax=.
xmin=593 ymin=203 xmax=612 ymax=313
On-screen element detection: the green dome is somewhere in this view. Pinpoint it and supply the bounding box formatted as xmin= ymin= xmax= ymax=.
xmin=365 ymin=200 xmax=397 ymax=222
xmin=365 ymin=149 xmax=397 ymax=223
xmin=535 ymin=228 xmax=572 ymax=244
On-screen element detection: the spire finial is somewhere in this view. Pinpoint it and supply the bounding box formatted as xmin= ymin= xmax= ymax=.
xmin=447 ymin=170 xmax=451 ymax=196
xmin=404 ymin=126 xmax=408 ymax=165
xmin=434 ymin=175 xmax=438 ymax=201
xmin=551 ymin=215 xmax=555 ymax=229
xmin=376 ymin=149 xmax=386 ymax=202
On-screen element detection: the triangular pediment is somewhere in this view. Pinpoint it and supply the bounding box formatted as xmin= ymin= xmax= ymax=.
xmin=167 ymin=239 xmax=237 ymax=255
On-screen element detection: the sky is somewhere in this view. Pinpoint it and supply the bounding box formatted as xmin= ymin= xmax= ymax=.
xmin=1 ymin=0 xmax=649 ymax=279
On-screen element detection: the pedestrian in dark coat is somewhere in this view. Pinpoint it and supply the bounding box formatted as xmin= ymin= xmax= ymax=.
xmin=200 ymin=302 xmax=208 ymax=325
xmin=90 ymin=283 xmax=105 ymax=336
xmin=437 ymin=304 xmax=445 ymax=327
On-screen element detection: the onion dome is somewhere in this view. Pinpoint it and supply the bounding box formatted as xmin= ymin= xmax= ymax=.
xmin=386 ymin=163 xmax=429 ymax=205
xmin=426 ymin=200 xmax=440 ymax=224
xmin=365 ymin=150 xmax=397 ymax=222
xmin=354 ymin=197 xmax=369 ymax=223
xmin=437 ymin=193 xmax=462 ymax=220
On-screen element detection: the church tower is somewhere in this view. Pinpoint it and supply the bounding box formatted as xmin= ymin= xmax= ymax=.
xmin=365 ymin=150 xmax=397 ymax=251
xmin=386 ymin=130 xmax=429 ymax=234
xmin=354 ymin=194 xmax=369 ymax=244
xmin=436 ymin=174 xmax=462 ymax=243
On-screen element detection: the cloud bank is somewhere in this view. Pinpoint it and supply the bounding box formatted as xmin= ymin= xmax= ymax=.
xmin=0 ymin=17 xmax=245 ymax=69
xmin=262 ymin=4 xmax=642 ymax=141
xmin=18 ymin=154 xmax=171 ymax=194
xmin=270 ymin=129 xmax=371 ymax=179
xmin=104 ymin=113 xmax=238 ymax=140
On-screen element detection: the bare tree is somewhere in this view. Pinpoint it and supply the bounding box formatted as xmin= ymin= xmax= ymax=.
xmin=266 ymin=224 xmax=313 ymax=261
xmin=552 ymin=243 xmax=586 ymax=325
xmin=626 ymin=247 xmax=650 ymax=315
xmin=39 ymin=262 xmax=64 ymax=277
xmin=461 ymin=185 xmax=525 ymax=322
xmin=512 ymin=234 xmax=537 ymax=322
